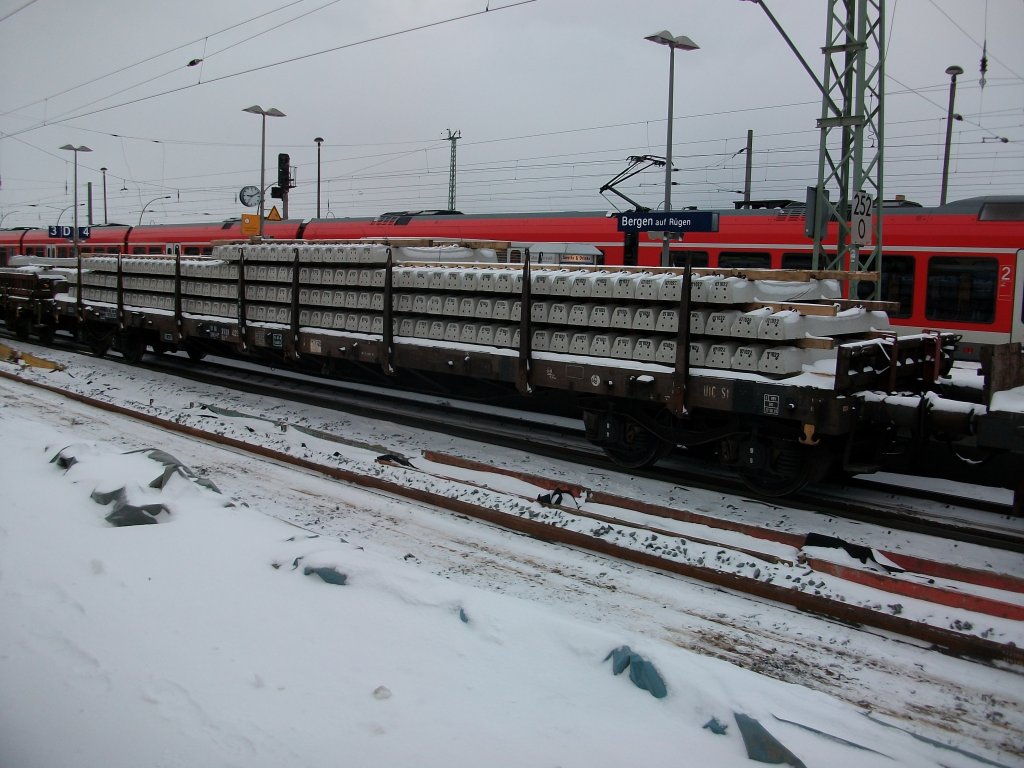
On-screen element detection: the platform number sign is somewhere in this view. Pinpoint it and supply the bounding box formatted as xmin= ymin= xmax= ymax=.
xmin=850 ymin=191 xmax=874 ymax=247
xmin=48 ymin=225 xmax=91 ymax=240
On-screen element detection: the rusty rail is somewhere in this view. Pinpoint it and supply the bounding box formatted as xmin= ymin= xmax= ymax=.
xmin=2 ymin=366 xmax=1021 ymax=666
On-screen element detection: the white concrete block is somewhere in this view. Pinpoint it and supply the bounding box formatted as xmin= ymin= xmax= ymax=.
xmin=569 ymin=332 xmax=595 ymax=355
xmin=706 ymin=342 xmax=739 ymax=368
xmin=632 ymin=337 xmax=657 ymax=361
xmin=732 ymin=344 xmax=767 ymax=371
xmin=731 ymin=307 xmax=774 ymax=338
xmin=532 ymin=329 xmax=551 ymax=351
xmin=549 ymin=330 xmax=571 ymax=353
xmin=655 ymin=339 xmax=677 ymax=365
xmin=589 ymin=334 xmax=612 ymax=357
xmin=610 ymin=306 xmax=637 ymax=329
xmin=705 ymin=309 xmax=743 ymax=336
xmin=610 ymin=334 xmax=638 ymax=359
xmin=612 ymin=274 xmax=636 ymax=300
xmin=632 ymin=307 xmax=657 ymax=331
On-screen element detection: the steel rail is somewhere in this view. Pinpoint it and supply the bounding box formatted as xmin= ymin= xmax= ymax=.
xmin=2 ymin=366 xmax=1021 ymax=667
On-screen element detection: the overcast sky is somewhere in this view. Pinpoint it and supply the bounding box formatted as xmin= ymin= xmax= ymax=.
xmin=1 ymin=0 xmax=1022 ymax=227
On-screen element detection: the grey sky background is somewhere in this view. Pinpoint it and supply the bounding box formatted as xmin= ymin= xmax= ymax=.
xmin=1 ymin=0 xmax=1021 ymax=228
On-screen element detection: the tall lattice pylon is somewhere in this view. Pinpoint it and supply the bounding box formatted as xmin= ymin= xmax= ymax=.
xmin=812 ymin=0 xmax=884 ymax=291
xmin=749 ymin=0 xmax=884 ymax=295
xmin=445 ymin=129 xmax=461 ymax=211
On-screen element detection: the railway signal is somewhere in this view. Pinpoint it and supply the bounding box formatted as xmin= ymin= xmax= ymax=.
xmin=275 ymin=153 xmax=295 ymax=219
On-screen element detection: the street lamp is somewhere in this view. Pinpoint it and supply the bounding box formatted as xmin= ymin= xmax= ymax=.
xmin=138 ymin=195 xmax=172 ymax=226
xmin=645 ymin=30 xmax=699 ymax=267
xmin=242 ymin=105 xmax=286 ymax=237
xmin=940 ymin=65 xmax=963 ymax=207
xmin=0 ymin=209 xmax=21 ymax=228
xmin=60 ymin=144 xmax=93 ymax=268
xmin=57 ymin=202 xmax=83 ymax=224
xmin=314 ymin=136 xmax=324 ymax=219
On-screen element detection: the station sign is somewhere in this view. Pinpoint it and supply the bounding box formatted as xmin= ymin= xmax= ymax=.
xmin=241 ymin=213 xmax=259 ymax=237
xmin=616 ymin=211 xmax=719 ymax=234
xmin=48 ymin=225 xmax=91 ymax=240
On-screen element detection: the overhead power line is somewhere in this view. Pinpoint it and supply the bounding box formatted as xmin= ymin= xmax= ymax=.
xmin=0 ymin=0 xmax=40 ymax=23
xmin=0 ymin=0 xmax=311 ymax=119
xmin=1 ymin=0 xmax=537 ymax=140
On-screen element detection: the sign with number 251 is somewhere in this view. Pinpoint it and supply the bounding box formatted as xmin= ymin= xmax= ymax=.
xmin=851 ymin=190 xmax=874 ymax=247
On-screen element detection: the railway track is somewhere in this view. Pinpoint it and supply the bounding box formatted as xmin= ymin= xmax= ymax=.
xmin=4 ymin=327 xmax=1018 ymax=548
xmin=135 ymin=349 xmax=1023 ymax=551
xmin=4 ymin=327 xmax=1019 ymax=528
xmin=3 ymin=356 xmax=1022 ymax=668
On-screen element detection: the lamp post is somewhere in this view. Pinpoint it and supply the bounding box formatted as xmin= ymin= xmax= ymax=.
xmin=940 ymin=65 xmax=963 ymax=207
xmin=56 ymin=203 xmax=81 ymax=224
xmin=644 ymin=30 xmax=699 ymax=267
xmin=243 ymin=105 xmax=286 ymax=237
xmin=58 ymin=145 xmax=92 ymax=266
xmin=138 ymin=195 xmax=172 ymax=226
xmin=314 ymin=136 xmax=324 ymax=219
xmin=0 ymin=209 xmax=21 ymax=228
xmin=100 ymin=167 xmax=109 ymax=224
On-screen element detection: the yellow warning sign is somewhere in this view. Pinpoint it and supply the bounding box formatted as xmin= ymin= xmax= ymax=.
xmin=266 ymin=206 xmax=282 ymax=221
xmin=241 ymin=213 xmax=259 ymax=236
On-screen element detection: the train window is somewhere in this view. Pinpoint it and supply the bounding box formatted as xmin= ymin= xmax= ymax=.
xmin=979 ymin=201 xmax=1024 ymax=221
xmin=132 ymin=246 xmax=146 ymax=254
xmin=718 ymin=252 xmax=770 ymax=269
xmin=867 ymin=255 xmax=915 ymax=317
xmin=781 ymin=252 xmax=840 ymax=270
xmin=781 ymin=253 xmax=811 ymax=270
xmin=184 ymin=246 xmax=201 ymax=256
xmin=670 ymin=251 xmax=709 ymax=268
xmin=148 ymin=246 xmax=163 ymax=255
xmin=925 ymin=256 xmax=997 ymax=324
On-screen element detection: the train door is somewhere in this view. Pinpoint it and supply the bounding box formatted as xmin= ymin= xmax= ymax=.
xmin=1013 ymin=249 xmax=1024 ymax=343
xmin=45 ymin=245 xmax=56 ymax=259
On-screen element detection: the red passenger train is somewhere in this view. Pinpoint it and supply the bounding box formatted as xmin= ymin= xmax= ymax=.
xmin=1 ymin=195 xmax=1021 ymax=358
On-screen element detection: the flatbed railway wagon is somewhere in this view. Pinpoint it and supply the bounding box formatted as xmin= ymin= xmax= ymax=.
xmin=1 ymin=196 xmax=1020 ymax=360
xmin=2 ymin=239 xmax=1022 ymax=498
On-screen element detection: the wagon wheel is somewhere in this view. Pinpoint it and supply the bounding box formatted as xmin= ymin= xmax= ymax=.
xmin=738 ymin=440 xmax=831 ymax=497
xmin=83 ymin=324 xmax=113 ymax=358
xmin=184 ymin=342 xmax=206 ymax=362
xmin=602 ymin=416 xmax=673 ymax=469
xmin=14 ymin=316 xmax=31 ymax=341
xmin=119 ymin=331 xmax=147 ymax=364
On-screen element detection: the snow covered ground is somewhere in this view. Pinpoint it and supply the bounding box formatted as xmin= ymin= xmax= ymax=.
xmin=1 ymin=343 xmax=1022 ymax=767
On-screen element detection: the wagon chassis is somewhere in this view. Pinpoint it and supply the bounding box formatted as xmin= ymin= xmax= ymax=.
xmin=3 ymin=244 xmax=1020 ymax=497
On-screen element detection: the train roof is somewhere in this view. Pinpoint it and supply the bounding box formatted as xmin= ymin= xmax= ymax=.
xmin=938 ymin=196 xmax=1024 ymax=220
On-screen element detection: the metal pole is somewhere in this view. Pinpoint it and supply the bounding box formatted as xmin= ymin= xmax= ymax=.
xmin=743 ymin=129 xmax=753 ymax=206
xmin=72 ymin=156 xmax=80 ymax=259
xmin=940 ymin=65 xmax=962 ymax=207
xmin=662 ymin=46 xmax=675 ymax=267
xmin=101 ymin=167 xmax=108 ymax=225
xmin=315 ymin=137 xmax=324 ymax=219
xmin=243 ymin=106 xmax=285 ymax=235
xmin=258 ymin=114 xmax=267 ymax=237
